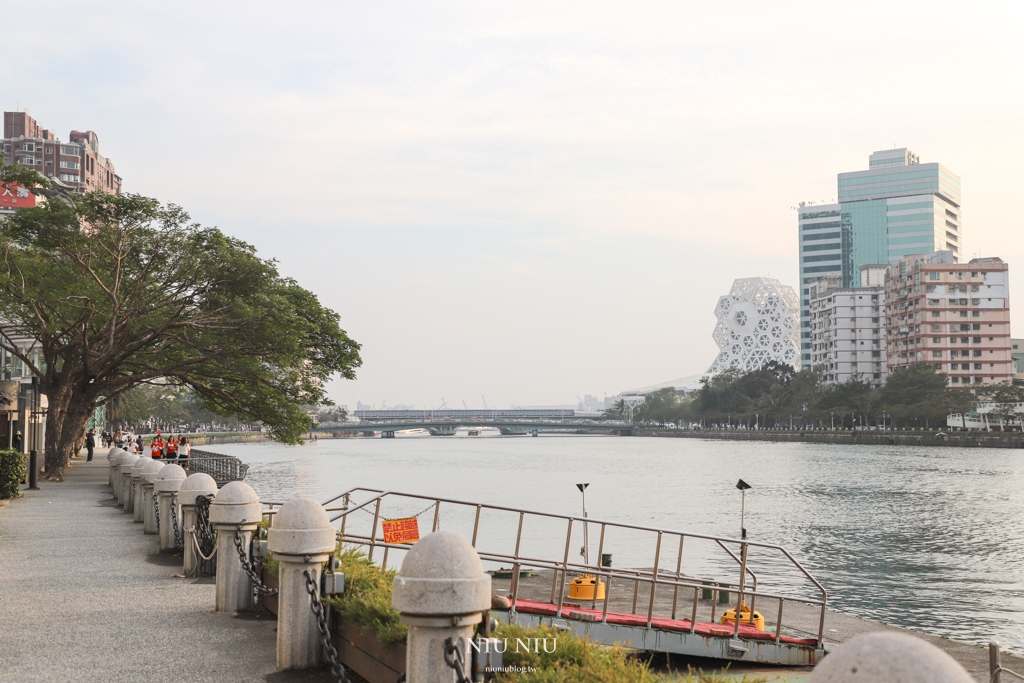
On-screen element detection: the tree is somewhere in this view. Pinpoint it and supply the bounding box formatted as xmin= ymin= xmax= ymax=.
xmin=633 ymin=387 xmax=681 ymax=424
xmin=880 ymin=363 xmax=949 ymax=429
xmin=0 ymin=190 xmax=361 ymax=479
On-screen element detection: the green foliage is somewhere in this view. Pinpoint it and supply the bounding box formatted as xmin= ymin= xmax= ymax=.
xmin=0 ymin=190 xmax=361 ymax=476
xmin=324 ymin=546 xmax=407 ymax=646
xmin=497 ymin=622 xmax=656 ymax=682
xmin=496 ymin=622 xmax=768 ymax=683
xmin=879 ymin=363 xmax=957 ymax=429
xmin=0 ymin=448 xmax=26 ymax=499
xmin=106 ymin=384 xmax=253 ymax=430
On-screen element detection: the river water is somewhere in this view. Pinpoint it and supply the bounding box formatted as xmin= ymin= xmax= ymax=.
xmin=212 ymin=435 xmax=1024 ymax=653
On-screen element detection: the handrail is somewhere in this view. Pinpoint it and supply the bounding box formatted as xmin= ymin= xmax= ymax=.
xmin=316 ymin=486 xmax=828 ymax=646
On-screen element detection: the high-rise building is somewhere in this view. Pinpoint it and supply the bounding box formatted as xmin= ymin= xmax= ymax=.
xmin=884 ymin=251 xmax=1012 ymax=388
xmin=798 ymin=149 xmax=962 ymax=364
xmin=2 ymin=111 xmax=121 ymax=196
xmin=807 ymin=265 xmax=888 ymax=387
xmin=707 ymin=277 xmax=801 ymax=372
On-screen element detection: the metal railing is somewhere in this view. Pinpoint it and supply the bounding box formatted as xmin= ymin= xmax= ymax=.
xmin=305 ymin=487 xmax=828 ymax=647
xmin=184 ymin=449 xmax=249 ymax=483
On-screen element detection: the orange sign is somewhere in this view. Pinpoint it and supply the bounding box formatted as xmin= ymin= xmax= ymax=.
xmin=382 ymin=517 xmax=420 ymax=544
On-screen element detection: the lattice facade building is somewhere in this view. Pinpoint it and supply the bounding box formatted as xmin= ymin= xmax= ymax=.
xmin=707 ymin=277 xmax=802 ymax=373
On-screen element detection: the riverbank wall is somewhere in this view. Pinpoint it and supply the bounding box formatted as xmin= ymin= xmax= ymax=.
xmin=636 ymin=428 xmax=1024 ymax=449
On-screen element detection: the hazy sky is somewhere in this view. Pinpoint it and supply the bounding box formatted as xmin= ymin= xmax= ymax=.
xmin=3 ymin=2 xmax=1023 ymax=409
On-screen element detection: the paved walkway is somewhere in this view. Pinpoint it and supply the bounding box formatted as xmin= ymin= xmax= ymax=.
xmin=0 ymin=449 xmax=329 ymax=683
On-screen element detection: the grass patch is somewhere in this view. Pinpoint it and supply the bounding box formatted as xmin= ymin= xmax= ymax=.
xmin=495 ymin=622 xmax=769 ymax=683
xmin=324 ymin=546 xmax=407 ymax=646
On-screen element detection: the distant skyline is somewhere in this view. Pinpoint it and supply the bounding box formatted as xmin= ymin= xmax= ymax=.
xmin=2 ymin=1 xmax=1023 ymax=409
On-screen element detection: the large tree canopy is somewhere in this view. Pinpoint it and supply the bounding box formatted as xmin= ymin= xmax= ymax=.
xmin=0 ymin=188 xmax=361 ymax=478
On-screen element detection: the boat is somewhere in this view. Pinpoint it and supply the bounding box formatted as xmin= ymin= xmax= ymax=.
xmin=490 ymin=568 xmax=533 ymax=579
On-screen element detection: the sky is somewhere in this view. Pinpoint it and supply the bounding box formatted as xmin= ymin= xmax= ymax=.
xmin=3 ymin=1 xmax=1024 ymax=410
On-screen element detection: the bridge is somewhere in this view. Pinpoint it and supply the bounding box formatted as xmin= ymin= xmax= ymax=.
xmin=319 ymin=408 xmax=633 ymax=436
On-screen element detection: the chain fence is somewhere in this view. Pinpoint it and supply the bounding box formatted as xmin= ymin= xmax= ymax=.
xmin=303 ymin=569 xmax=349 ymax=683
xmin=232 ymin=527 xmax=278 ymax=599
xmin=170 ymin=499 xmax=183 ymax=550
xmin=443 ymin=637 xmax=472 ymax=683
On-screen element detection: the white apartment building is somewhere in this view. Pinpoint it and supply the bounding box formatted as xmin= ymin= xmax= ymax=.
xmin=808 ymin=265 xmax=888 ymax=387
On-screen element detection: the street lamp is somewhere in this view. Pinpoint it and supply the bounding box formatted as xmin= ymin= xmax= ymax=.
xmin=736 ymin=479 xmax=751 ymax=539
xmin=576 ymin=483 xmax=589 ymax=564
xmin=733 ymin=479 xmax=752 ymax=637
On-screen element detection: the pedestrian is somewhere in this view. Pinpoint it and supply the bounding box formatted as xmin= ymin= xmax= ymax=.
xmin=135 ymin=434 xmax=144 ymax=454
xmin=165 ymin=435 xmax=178 ymax=461
xmin=178 ymin=436 xmax=191 ymax=467
xmin=12 ymin=431 xmax=22 ymax=453
xmin=150 ymin=432 xmax=165 ymax=459
xmin=86 ymin=429 xmax=95 ymax=462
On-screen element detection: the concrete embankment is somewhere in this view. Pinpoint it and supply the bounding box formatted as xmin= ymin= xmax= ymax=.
xmin=637 ymin=428 xmax=1024 ymax=449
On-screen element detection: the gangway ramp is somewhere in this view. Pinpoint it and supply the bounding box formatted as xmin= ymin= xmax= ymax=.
xmin=267 ymin=487 xmax=828 ymax=666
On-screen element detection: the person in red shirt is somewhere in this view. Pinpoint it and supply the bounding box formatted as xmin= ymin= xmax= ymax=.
xmin=150 ymin=435 xmax=165 ymax=459
xmin=165 ymin=436 xmax=179 ymax=461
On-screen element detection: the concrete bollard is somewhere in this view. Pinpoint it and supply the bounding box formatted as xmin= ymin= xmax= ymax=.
xmin=179 ymin=473 xmax=219 ymax=577
xmin=267 ymin=497 xmax=338 ymax=670
xmin=141 ymin=459 xmax=165 ymax=534
xmin=108 ymin=448 xmax=124 ymax=490
xmin=154 ymin=464 xmax=187 ymax=552
xmin=120 ymin=454 xmax=140 ymax=511
xmin=108 ymin=449 xmax=125 ymax=503
xmin=209 ymin=481 xmax=262 ymax=612
xmin=392 ymin=531 xmax=492 ymax=683
xmin=131 ymin=457 xmax=153 ymax=522
xmin=808 ymin=632 xmax=974 ymax=683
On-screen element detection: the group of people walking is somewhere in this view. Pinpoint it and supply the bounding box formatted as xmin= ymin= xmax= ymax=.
xmin=147 ymin=432 xmax=192 ymax=462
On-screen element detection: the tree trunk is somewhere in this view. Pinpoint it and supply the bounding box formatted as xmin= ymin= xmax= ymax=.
xmin=42 ymin=382 xmax=97 ymax=481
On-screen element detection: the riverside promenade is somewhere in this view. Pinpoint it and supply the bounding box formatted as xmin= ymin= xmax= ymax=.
xmin=0 ymin=448 xmax=328 ymax=683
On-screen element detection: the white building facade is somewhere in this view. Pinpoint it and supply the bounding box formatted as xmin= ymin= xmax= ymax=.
xmin=708 ymin=277 xmax=802 ymax=373
xmin=807 ymin=265 xmax=888 ymax=387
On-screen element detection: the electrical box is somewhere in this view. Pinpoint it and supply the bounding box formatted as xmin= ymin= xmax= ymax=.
xmin=322 ymin=571 xmax=344 ymax=596
xmin=469 ymin=637 xmax=503 ymax=681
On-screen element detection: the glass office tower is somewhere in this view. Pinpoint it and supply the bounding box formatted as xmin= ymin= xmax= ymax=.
xmin=797 ymin=149 xmax=962 ymax=364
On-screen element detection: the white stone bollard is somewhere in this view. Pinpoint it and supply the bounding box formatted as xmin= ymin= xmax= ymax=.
xmin=108 ymin=450 xmax=125 ymax=502
xmin=209 ymin=481 xmax=262 ymax=612
xmin=179 ymin=473 xmax=219 ymax=577
xmin=155 ymin=464 xmax=187 ymax=552
xmin=808 ymin=632 xmax=974 ymax=683
xmin=267 ymin=497 xmax=338 ymax=670
xmin=108 ymin=448 xmax=124 ymax=491
xmin=141 ymin=459 xmax=165 ymax=535
xmin=131 ymin=457 xmax=153 ymax=522
xmin=392 ymin=531 xmax=492 ymax=683
xmin=120 ymin=454 xmax=140 ymax=511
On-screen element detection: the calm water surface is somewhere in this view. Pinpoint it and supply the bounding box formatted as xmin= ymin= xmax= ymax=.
xmin=212 ymin=435 xmax=1024 ymax=652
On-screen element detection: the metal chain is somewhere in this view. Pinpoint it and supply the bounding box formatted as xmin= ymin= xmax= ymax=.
xmin=152 ymin=491 xmax=160 ymax=532
xmin=303 ymin=569 xmax=349 ymax=683
xmin=384 ymin=501 xmax=437 ymax=521
xmin=170 ymin=499 xmax=183 ymax=550
xmin=232 ymin=528 xmax=279 ymax=597
xmin=443 ymin=637 xmax=472 ymax=683
xmin=195 ymin=495 xmax=216 ymax=559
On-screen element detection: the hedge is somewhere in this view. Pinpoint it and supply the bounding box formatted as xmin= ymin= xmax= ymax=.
xmin=0 ymin=448 xmax=26 ymax=499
